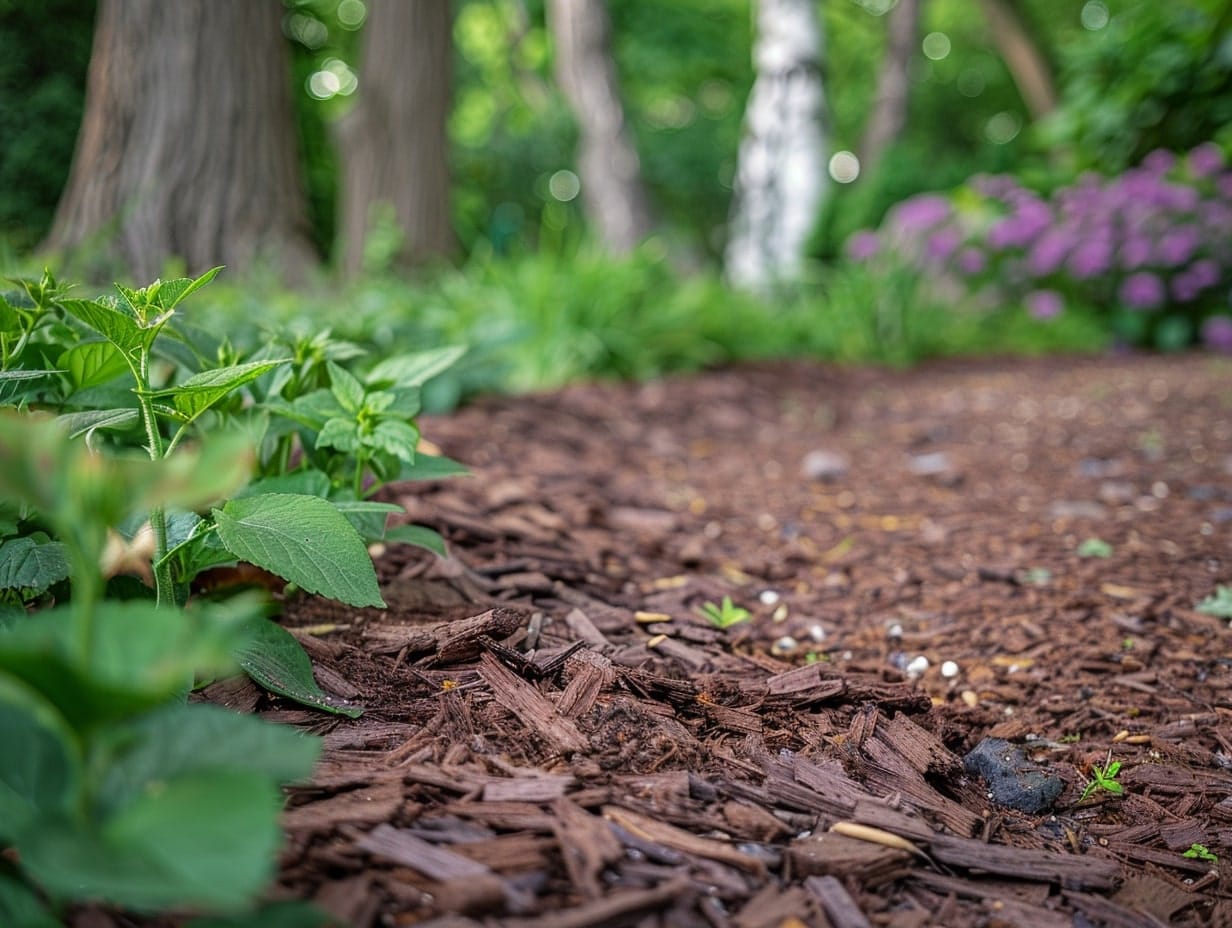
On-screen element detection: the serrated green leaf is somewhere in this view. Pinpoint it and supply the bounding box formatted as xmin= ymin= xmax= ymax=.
xmin=21 ymin=770 xmax=283 ymax=912
xmin=396 ymin=453 xmax=470 ymax=481
xmin=97 ymin=702 xmax=319 ymax=813
xmin=236 ymin=617 xmax=363 ymax=717
xmin=0 ymin=537 xmax=69 ymax=593
xmin=369 ymin=419 xmax=419 ymax=462
xmin=366 ymin=345 xmax=466 ymax=389
xmin=0 ymin=673 xmax=81 ymax=842
xmin=331 ymin=499 xmax=402 ymax=542
xmin=147 ymin=359 xmax=288 ymax=425
xmin=151 ymin=267 xmax=223 ymax=312
xmin=59 ymin=340 xmax=128 ymax=391
xmin=383 ymin=524 xmax=448 ymax=557
xmin=58 ymin=298 xmax=152 ymax=359
xmin=235 ymin=470 xmax=332 ymax=500
xmin=56 ymin=407 xmax=140 ymax=439
xmin=327 ymin=361 xmax=365 ymax=414
xmin=212 ymin=494 xmax=384 ymax=608
xmin=316 ymin=416 xmax=359 ymax=453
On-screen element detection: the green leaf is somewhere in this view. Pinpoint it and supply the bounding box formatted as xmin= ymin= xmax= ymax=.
xmin=148 ymin=359 xmax=288 ymax=426
xmin=236 ymin=471 xmax=331 ymax=499
xmin=1196 ymin=585 xmax=1232 ymax=618
xmin=58 ymin=298 xmax=155 ymax=360
xmin=331 ymin=499 xmax=402 ymax=542
xmin=396 ymin=453 xmax=470 ymax=481
xmin=383 ymin=524 xmax=448 ymax=557
xmin=0 ymin=673 xmax=81 ymax=842
xmin=316 ymin=416 xmax=359 ymax=453
xmin=0 ymin=598 xmax=259 ymax=729
xmin=150 ymin=267 xmax=223 ymax=312
xmin=0 ymin=368 xmax=59 ymax=384
xmin=97 ymin=702 xmax=319 ymax=814
xmin=0 ymin=537 xmax=69 ymax=594
xmin=187 ymin=901 xmax=340 ymax=928
xmin=326 ymin=361 xmax=365 ymax=414
xmin=366 ymin=345 xmax=466 ymax=389
xmin=21 ymin=771 xmax=283 ymax=912
xmin=55 ymin=407 xmax=140 ymax=439
xmin=59 ymin=341 xmax=129 ymax=391
xmin=236 ymin=618 xmax=363 ymax=717
xmin=212 ymin=494 xmax=384 ymax=608
xmin=1077 ymin=537 xmax=1113 ymax=558
xmin=0 ymin=869 xmax=61 ymax=928
xmin=368 ymin=419 xmax=420 ymax=462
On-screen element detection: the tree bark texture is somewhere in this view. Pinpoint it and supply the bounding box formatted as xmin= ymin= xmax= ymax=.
xmin=337 ymin=0 xmax=454 ymax=276
xmin=858 ymin=0 xmax=922 ymax=176
xmin=547 ymin=0 xmax=655 ymax=254
xmin=725 ymin=0 xmax=828 ymax=292
xmin=44 ymin=0 xmax=317 ymax=283
xmin=979 ymin=0 xmax=1056 ymax=121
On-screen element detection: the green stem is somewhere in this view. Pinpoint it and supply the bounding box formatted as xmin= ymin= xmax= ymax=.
xmin=133 ymin=357 xmax=176 ymax=607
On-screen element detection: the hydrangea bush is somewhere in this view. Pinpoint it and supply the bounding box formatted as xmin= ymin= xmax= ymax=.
xmin=846 ymin=143 xmax=1232 ymax=352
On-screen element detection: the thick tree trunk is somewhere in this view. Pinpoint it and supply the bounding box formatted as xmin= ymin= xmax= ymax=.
xmin=725 ymin=0 xmax=828 ymax=292
xmin=979 ymin=0 xmax=1056 ymax=121
xmin=337 ymin=0 xmax=454 ymax=276
xmin=547 ymin=0 xmax=655 ymax=254
xmin=43 ymin=0 xmax=317 ymax=283
xmin=858 ymin=0 xmax=922 ymax=176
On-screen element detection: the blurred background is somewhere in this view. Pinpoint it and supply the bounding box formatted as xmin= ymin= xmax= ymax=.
xmin=1 ymin=0 xmax=1229 ymax=405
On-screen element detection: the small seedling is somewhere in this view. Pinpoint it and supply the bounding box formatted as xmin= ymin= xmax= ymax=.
xmin=1196 ymin=585 xmax=1232 ymax=618
xmin=1078 ymin=752 xmax=1124 ymax=803
xmin=697 ymin=596 xmax=751 ymax=629
xmin=1182 ymin=843 xmax=1218 ymax=864
xmin=1077 ymin=537 xmax=1113 ymax=558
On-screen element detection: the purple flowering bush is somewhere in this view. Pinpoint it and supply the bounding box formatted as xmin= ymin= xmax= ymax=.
xmin=846 ymin=143 xmax=1232 ymax=352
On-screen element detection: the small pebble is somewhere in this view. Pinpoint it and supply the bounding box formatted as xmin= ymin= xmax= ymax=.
xmin=908 ymin=451 xmax=952 ymax=476
xmin=961 ymin=690 xmax=979 ymax=707
xmin=772 ymin=636 xmax=798 ymax=655
xmin=771 ymin=603 xmax=789 ymax=623
xmin=759 ymin=589 xmax=781 ymax=606
xmin=808 ymin=623 xmax=826 ymax=642
xmin=886 ymin=622 xmax=904 ymax=640
xmin=941 ymin=660 xmax=960 ymax=678
xmin=905 ymin=655 xmax=930 ymax=677
xmin=801 ymin=449 xmax=849 ymax=481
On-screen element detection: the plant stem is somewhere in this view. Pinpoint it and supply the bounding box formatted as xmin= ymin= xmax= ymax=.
xmin=134 ymin=358 xmax=175 ymax=608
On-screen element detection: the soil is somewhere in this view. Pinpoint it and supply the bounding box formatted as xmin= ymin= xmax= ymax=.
xmin=241 ymin=354 xmax=1232 ymax=925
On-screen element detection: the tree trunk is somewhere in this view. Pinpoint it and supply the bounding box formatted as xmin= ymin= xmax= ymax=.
xmin=337 ymin=0 xmax=455 ymax=276
xmin=858 ymin=0 xmax=922 ymax=176
xmin=725 ymin=0 xmax=828 ymax=292
xmin=43 ymin=0 xmax=317 ymax=283
xmin=547 ymin=0 xmax=655 ymax=254
xmin=979 ymin=0 xmax=1057 ymax=121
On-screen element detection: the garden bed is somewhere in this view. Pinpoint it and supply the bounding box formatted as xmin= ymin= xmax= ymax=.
xmin=231 ymin=353 xmax=1229 ymax=926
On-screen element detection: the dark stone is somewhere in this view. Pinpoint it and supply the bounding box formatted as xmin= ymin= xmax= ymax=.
xmin=963 ymin=737 xmax=1065 ymax=815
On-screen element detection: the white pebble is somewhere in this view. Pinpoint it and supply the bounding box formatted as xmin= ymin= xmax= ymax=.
xmin=941 ymin=660 xmax=960 ymax=678
xmin=772 ymin=636 xmax=798 ymax=655
xmin=808 ymin=623 xmax=827 ymax=642
xmin=906 ymin=655 xmax=930 ymax=677
xmin=886 ymin=623 xmax=904 ymax=639
xmin=759 ymin=589 xmax=781 ymax=606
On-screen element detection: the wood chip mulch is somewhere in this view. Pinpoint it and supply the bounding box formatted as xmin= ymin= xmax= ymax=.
xmin=241 ymin=354 xmax=1231 ymax=926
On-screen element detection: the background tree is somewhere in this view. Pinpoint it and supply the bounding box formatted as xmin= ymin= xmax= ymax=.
xmin=547 ymin=0 xmax=656 ymax=254
xmin=725 ymin=0 xmax=828 ymax=291
xmin=43 ymin=0 xmax=317 ymax=282
xmin=857 ymin=0 xmax=922 ymax=178
xmin=979 ymin=0 xmax=1056 ymax=121
xmin=336 ymin=0 xmax=455 ymax=275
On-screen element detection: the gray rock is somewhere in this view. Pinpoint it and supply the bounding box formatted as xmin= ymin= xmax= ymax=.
xmin=801 ymin=449 xmax=849 ymax=481
xmin=963 ymin=737 xmax=1064 ymax=815
xmin=907 ymin=451 xmax=952 ymax=477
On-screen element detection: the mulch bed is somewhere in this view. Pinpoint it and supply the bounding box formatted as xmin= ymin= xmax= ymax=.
xmin=240 ymin=354 xmax=1230 ymax=925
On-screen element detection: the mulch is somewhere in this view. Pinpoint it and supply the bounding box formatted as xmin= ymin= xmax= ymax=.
xmin=238 ymin=354 xmax=1230 ymax=925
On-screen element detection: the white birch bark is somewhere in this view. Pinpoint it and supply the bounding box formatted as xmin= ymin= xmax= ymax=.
xmin=725 ymin=0 xmax=828 ymax=292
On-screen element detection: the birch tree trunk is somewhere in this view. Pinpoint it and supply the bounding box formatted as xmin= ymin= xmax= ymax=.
xmin=858 ymin=0 xmax=922 ymax=176
xmin=725 ymin=0 xmax=828 ymax=292
xmin=337 ymin=0 xmax=455 ymax=276
xmin=547 ymin=0 xmax=655 ymax=254
xmin=979 ymin=0 xmax=1056 ymax=121
xmin=43 ymin=0 xmax=317 ymax=282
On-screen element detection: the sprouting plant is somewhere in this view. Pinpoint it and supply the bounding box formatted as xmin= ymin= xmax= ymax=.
xmin=1182 ymin=843 xmax=1219 ymax=863
xmin=1078 ymin=752 xmax=1125 ymax=803
xmin=1196 ymin=585 xmax=1232 ymax=618
xmin=697 ymin=596 xmax=751 ymax=629
xmin=1077 ymin=537 xmax=1113 ymax=558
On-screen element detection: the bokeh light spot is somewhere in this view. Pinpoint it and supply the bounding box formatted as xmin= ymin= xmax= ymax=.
xmin=985 ymin=111 xmax=1022 ymax=145
xmin=337 ymin=0 xmax=367 ymax=30
xmin=828 ymin=151 xmax=861 ymax=184
xmin=548 ymin=170 xmax=581 ymax=202
xmin=922 ymin=32 xmax=951 ymax=61
xmin=1081 ymin=1 xmax=1109 ymax=30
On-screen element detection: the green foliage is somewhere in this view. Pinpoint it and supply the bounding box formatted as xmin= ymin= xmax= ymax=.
xmin=1077 ymin=538 xmax=1113 ymax=558
xmin=1182 ymin=843 xmax=1219 ymax=863
xmin=1078 ymin=754 xmax=1124 ymax=803
xmin=1195 ymin=584 xmax=1232 ymax=618
xmin=697 ymin=596 xmax=751 ymax=630
xmin=1039 ymin=1 xmax=1232 ymax=172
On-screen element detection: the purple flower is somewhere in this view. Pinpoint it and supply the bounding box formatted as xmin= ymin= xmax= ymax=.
xmin=1172 ymin=271 xmax=1202 ymax=303
xmin=1188 ymin=142 xmax=1225 ymax=179
xmin=988 ymin=197 xmax=1052 ymax=250
xmin=1143 ymin=149 xmax=1177 ymax=174
xmin=1119 ymin=271 xmax=1166 ymax=310
xmin=956 ymin=247 xmax=986 ymax=275
xmin=1218 ymin=173 xmax=1232 ymax=202
xmin=1187 ymin=258 xmax=1223 ymax=290
xmin=1156 ymin=227 xmax=1201 ymax=267
xmin=846 ymin=230 xmax=880 ymax=262
xmin=888 ymin=194 xmax=951 ymax=234
xmin=1119 ymin=236 xmax=1153 ymax=271
xmin=1026 ymin=230 xmax=1070 ymax=276
xmin=925 ymin=227 xmax=962 ymax=263
xmin=1201 ymin=315 xmax=1232 ymax=353
xmin=1025 ymin=289 xmax=1063 ymax=319
xmin=1068 ymin=238 xmax=1113 ymax=281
